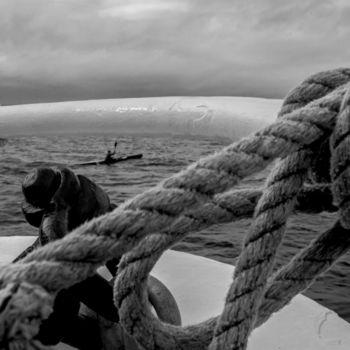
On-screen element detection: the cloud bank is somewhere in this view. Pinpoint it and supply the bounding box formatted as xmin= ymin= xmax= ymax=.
xmin=0 ymin=0 xmax=349 ymax=104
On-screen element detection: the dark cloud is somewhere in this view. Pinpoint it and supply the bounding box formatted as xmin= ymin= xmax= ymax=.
xmin=0 ymin=0 xmax=349 ymax=104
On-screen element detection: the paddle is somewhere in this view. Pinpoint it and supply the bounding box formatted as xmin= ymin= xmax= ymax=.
xmin=113 ymin=140 xmax=118 ymax=154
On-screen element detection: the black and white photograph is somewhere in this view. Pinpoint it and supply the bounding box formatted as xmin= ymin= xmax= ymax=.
xmin=0 ymin=1 xmax=350 ymax=349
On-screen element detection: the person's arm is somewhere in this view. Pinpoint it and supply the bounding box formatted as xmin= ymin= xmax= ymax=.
xmin=112 ymin=140 xmax=117 ymax=155
xmin=13 ymin=237 xmax=41 ymax=262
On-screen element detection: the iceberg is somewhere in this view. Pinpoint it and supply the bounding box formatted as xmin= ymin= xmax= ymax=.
xmin=0 ymin=96 xmax=281 ymax=138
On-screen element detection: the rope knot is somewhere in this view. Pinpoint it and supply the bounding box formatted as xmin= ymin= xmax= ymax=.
xmin=0 ymin=282 xmax=53 ymax=350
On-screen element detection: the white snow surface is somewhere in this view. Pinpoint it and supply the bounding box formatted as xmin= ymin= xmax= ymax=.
xmin=0 ymin=96 xmax=282 ymax=138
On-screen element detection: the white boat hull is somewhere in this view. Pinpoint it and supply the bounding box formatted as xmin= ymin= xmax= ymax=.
xmin=1 ymin=236 xmax=349 ymax=350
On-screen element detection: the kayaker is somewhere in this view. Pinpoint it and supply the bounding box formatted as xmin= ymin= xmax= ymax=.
xmin=104 ymin=140 xmax=118 ymax=164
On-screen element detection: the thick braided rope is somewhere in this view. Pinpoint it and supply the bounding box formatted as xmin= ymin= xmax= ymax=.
xmin=113 ymin=220 xmax=350 ymax=350
xmin=110 ymin=70 xmax=350 ymax=349
xmin=115 ymin=77 xmax=350 ymax=350
xmin=209 ymin=153 xmax=312 ymax=349
xmin=209 ymin=70 xmax=350 ymax=350
xmin=114 ymin=75 xmax=350 ymax=348
xmin=114 ymin=148 xmax=313 ymax=350
xmin=279 ymin=68 xmax=350 ymax=185
xmin=331 ymin=88 xmax=350 ymax=228
xmin=256 ymin=81 xmax=350 ymax=330
xmin=279 ymin=68 xmax=350 ymax=117
xmin=0 ymin=68 xmax=350 ymax=349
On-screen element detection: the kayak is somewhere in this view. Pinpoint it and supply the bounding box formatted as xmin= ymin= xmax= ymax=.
xmin=74 ymin=153 xmax=143 ymax=166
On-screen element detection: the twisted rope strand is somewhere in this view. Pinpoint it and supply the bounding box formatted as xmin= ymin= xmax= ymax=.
xmin=209 ymin=148 xmax=313 ymax=350
xmin=211 ymin=80 xmax=350 ymax=350
xmin=110 ymin=73 xmax=350 ymax=350
xmin=113 ymin=220 xmax=350 ymax=350
xmin=111 ymin=72 xmax=350 ymax=350
xmin=331 ymin=88 xmax=350 ymax=228
xmin=256 ymin=220 xmax=350 ymax=327
xmin=278 ymin=68 xmax=350 ymax=117
xmin=109 ymin=76 xmax=349 ymax=349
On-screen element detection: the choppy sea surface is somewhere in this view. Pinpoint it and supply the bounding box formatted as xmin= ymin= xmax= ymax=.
xmin=0 ymin=134 xmax=349 ymax=322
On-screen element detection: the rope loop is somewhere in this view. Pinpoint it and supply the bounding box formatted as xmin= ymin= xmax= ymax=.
xmin=0 ymin=68 xmax=350 ymax=349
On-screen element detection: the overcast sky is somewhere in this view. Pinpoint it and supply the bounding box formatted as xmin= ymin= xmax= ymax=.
xmin=1 ymin=0 xmax=349 ymax=104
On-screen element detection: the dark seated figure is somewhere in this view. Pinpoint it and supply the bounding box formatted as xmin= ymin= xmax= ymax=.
xmin=16 ymin=166 xmax=180 ymax=350
xmin=16 ymin=167 xmax=122 ymax=348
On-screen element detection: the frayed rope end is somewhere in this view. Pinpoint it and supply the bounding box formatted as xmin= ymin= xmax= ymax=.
xmin=0 ymin=282 xmax=54 ymax=350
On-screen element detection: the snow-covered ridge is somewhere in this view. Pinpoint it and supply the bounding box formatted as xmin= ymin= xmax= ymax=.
xmin=0 ymin=96 xmax=282 ymax=138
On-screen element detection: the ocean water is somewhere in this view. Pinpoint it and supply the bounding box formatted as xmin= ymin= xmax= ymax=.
xmin=0 ymin=134 xmax=349 ymax=322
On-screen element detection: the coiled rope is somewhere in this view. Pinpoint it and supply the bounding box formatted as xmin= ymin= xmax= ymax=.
xmin=0 ymin=68 xmax=350 ymax=350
